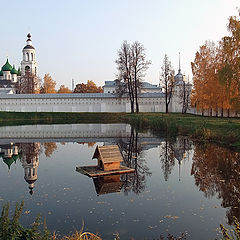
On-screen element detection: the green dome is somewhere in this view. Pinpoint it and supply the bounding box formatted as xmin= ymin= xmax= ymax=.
xmin=0 ymin=70 xmax=3 ymax=76
xmin=2 ymin=59 xmax=13 ymax=72
xmin=3 ymin=156 xmax=15 ymax=170
xmin=11 ymin=65 xmax=18 ymax=74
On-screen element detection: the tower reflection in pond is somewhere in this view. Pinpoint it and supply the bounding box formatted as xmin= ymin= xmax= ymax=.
xmin=0 ymin=142 xmax=41 ymax=195
xmin=19 ymin=143 xmax=40 ymax=195
xmin=93 ymin=175 xmax=123 ymax=195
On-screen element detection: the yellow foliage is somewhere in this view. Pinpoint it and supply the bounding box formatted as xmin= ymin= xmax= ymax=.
xmin=41 ymin=73 xmax=56 ymax=94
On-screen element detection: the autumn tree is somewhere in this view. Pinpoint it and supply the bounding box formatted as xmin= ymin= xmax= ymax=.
xmin=74 ymin=80 xmax=103 ymax=93
xmin=192 ymin=11 xmax=240 ymax=116
xmin=217 ymin=12 xmax=240 ymax=113
xmin=40 ymin=74 xmax=56 ymax=93
xmin=57 ymin=85 xmax=72 ymax=93
xmin=191 ymin=41 xmax=222 ymax=116
xmin=116 ymin=41 xmax=151 ymax=113
xmin=160 ymin=54 xmax=175 ymax=113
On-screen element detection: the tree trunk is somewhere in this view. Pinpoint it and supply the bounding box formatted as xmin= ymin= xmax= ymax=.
xmin=221 ymin=107 xmax=223 ymax=118
xmin=135 ymin=76 xmax=139 ymax=113
xmin=165 ymin=90 xmax=168 ymax=113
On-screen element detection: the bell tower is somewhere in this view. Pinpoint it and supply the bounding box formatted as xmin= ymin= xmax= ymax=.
xmin=21 ymin=33 xmax=38 ymax=76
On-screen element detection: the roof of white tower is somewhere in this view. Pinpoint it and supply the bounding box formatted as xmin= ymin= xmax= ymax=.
xmin=23 ymin=33 xmax=35 ymax=50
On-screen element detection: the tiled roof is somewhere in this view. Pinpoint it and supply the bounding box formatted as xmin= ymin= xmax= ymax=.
xmin=104 ymin=80 xmax=161 ymax=89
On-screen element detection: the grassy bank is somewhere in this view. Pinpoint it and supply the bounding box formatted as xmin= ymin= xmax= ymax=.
xmin=124 ymin=113 xmax=240 ymax=150
xmin=0 ymin=112 xmax=127 ymax=126
xmin=0 ymin=111 xmax=239 ymax=150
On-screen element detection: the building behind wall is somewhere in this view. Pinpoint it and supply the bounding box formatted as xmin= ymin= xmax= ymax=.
xmin=0 ymin=34 xmax=193 ymax=113
xmin=0 ymin=33 xmax=39 ymax=94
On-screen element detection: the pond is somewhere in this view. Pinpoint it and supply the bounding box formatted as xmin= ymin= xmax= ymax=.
xmin=0 ymin=123 xmax=239 ymax=240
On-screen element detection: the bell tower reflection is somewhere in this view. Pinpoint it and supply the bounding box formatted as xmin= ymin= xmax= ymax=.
xmin=19 ymin=143 xmax=40 ymax=195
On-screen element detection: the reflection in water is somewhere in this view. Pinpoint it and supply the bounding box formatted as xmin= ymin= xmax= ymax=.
xmin=0 ymin=142 xmax=52 ymax=195
xmin=191 ymin=143 xmax=240 ymax=224
xmin=118 ymin=127 xmax=152 ymax=195
xmin=43 ymin=142 xmax=57 ymax=157
xmin=1 ymin=123 xmax=240 ymax=239
xmin=78 ymin=142 xmax=96 ymax=148
xmin=159 ymin=137 xmax=193 ymax=181
xmin=93 ymin=175 xmax=123 ymax=195
xmin=19 ymin=143 xmax=41 ymax=195
xmin=0 ymin=143 xmax=20 ymax=170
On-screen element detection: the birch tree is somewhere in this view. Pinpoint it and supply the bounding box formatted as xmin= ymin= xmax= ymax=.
xmin=160 ymin=54 xmax=175 ymax=113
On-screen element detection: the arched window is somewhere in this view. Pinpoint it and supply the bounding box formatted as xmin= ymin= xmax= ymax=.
xmin=31 ymin=53 xmax=33 ymax=61
xmin=26 ymin=52 xmax=29 ymax=61
xmin=25 ymin=66 xmax=30 ymax=73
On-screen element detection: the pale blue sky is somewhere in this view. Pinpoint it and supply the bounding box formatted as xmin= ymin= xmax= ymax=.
xmin=0 ymin=0 xmax=239 ymax=88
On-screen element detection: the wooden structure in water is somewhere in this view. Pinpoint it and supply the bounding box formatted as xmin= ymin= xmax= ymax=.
xmin=93 ymin=145 xmax=123 ymax=171
xmin=76 ymin=145 xmax=135 ymax=177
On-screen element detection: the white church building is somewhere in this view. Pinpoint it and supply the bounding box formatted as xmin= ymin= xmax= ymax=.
xmin=0 ymin=33 xmax=38 ymax=94
xmin=0 ymin=34 xmax=191 ymax=113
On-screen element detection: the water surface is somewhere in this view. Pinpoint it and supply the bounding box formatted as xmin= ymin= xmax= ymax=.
xmin=0 ymin=124 xmax=239 ymax=239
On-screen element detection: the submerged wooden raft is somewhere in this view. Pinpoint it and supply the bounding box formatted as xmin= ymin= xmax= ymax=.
xmin=76 ymin=165 xmax=135 ymax=177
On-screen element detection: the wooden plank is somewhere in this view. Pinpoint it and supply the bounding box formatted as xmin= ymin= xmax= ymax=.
xmin=76 ymin=165 xmax=135 ymax=177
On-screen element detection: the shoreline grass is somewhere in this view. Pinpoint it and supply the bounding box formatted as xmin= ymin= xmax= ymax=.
xmin=124 ymin=112 xmax=240 ymax=150
xmin=0 ymin=111 xmax=239 ymax=150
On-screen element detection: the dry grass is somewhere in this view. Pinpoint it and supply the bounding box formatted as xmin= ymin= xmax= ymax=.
xmin=53 ymin=224 xmax=102 ymax=240
xmin=54 ymin=231 xmax=102 ymax=240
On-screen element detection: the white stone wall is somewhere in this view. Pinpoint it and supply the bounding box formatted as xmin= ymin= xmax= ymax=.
xmin=0 ymin=93 xmax=172 ymax=113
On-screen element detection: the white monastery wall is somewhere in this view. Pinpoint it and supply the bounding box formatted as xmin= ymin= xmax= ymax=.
xmin=0 ymin=93 xmax=171 ymax=113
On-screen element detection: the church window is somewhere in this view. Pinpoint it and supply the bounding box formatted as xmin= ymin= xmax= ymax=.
xmin=26 ymin=53 xmax=29 ymax=61
xmin=31 ymin=53 xmax=33 ymax=61
xmin=25 ymin=66 xmax=30 ymax=73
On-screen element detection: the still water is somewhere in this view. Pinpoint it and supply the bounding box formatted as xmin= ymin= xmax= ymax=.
xmin=0 ymin=124 xmax=239 ymax=239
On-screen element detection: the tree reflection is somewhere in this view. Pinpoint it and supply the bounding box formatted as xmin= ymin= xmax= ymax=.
xmin=117 ymin=127 xmax=152 ymax=195
xmin=42 ymin=142 xmax=57 ymax=157
xmin=77 ymin=142 xmax=96 ymax=148
xmin=191 ymin=143 xmax=240 ymax=224
xmin=159 ymin=136 xmax=192 ymax=181
xmin=159 ymin=138 xmax=175 ymax=181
